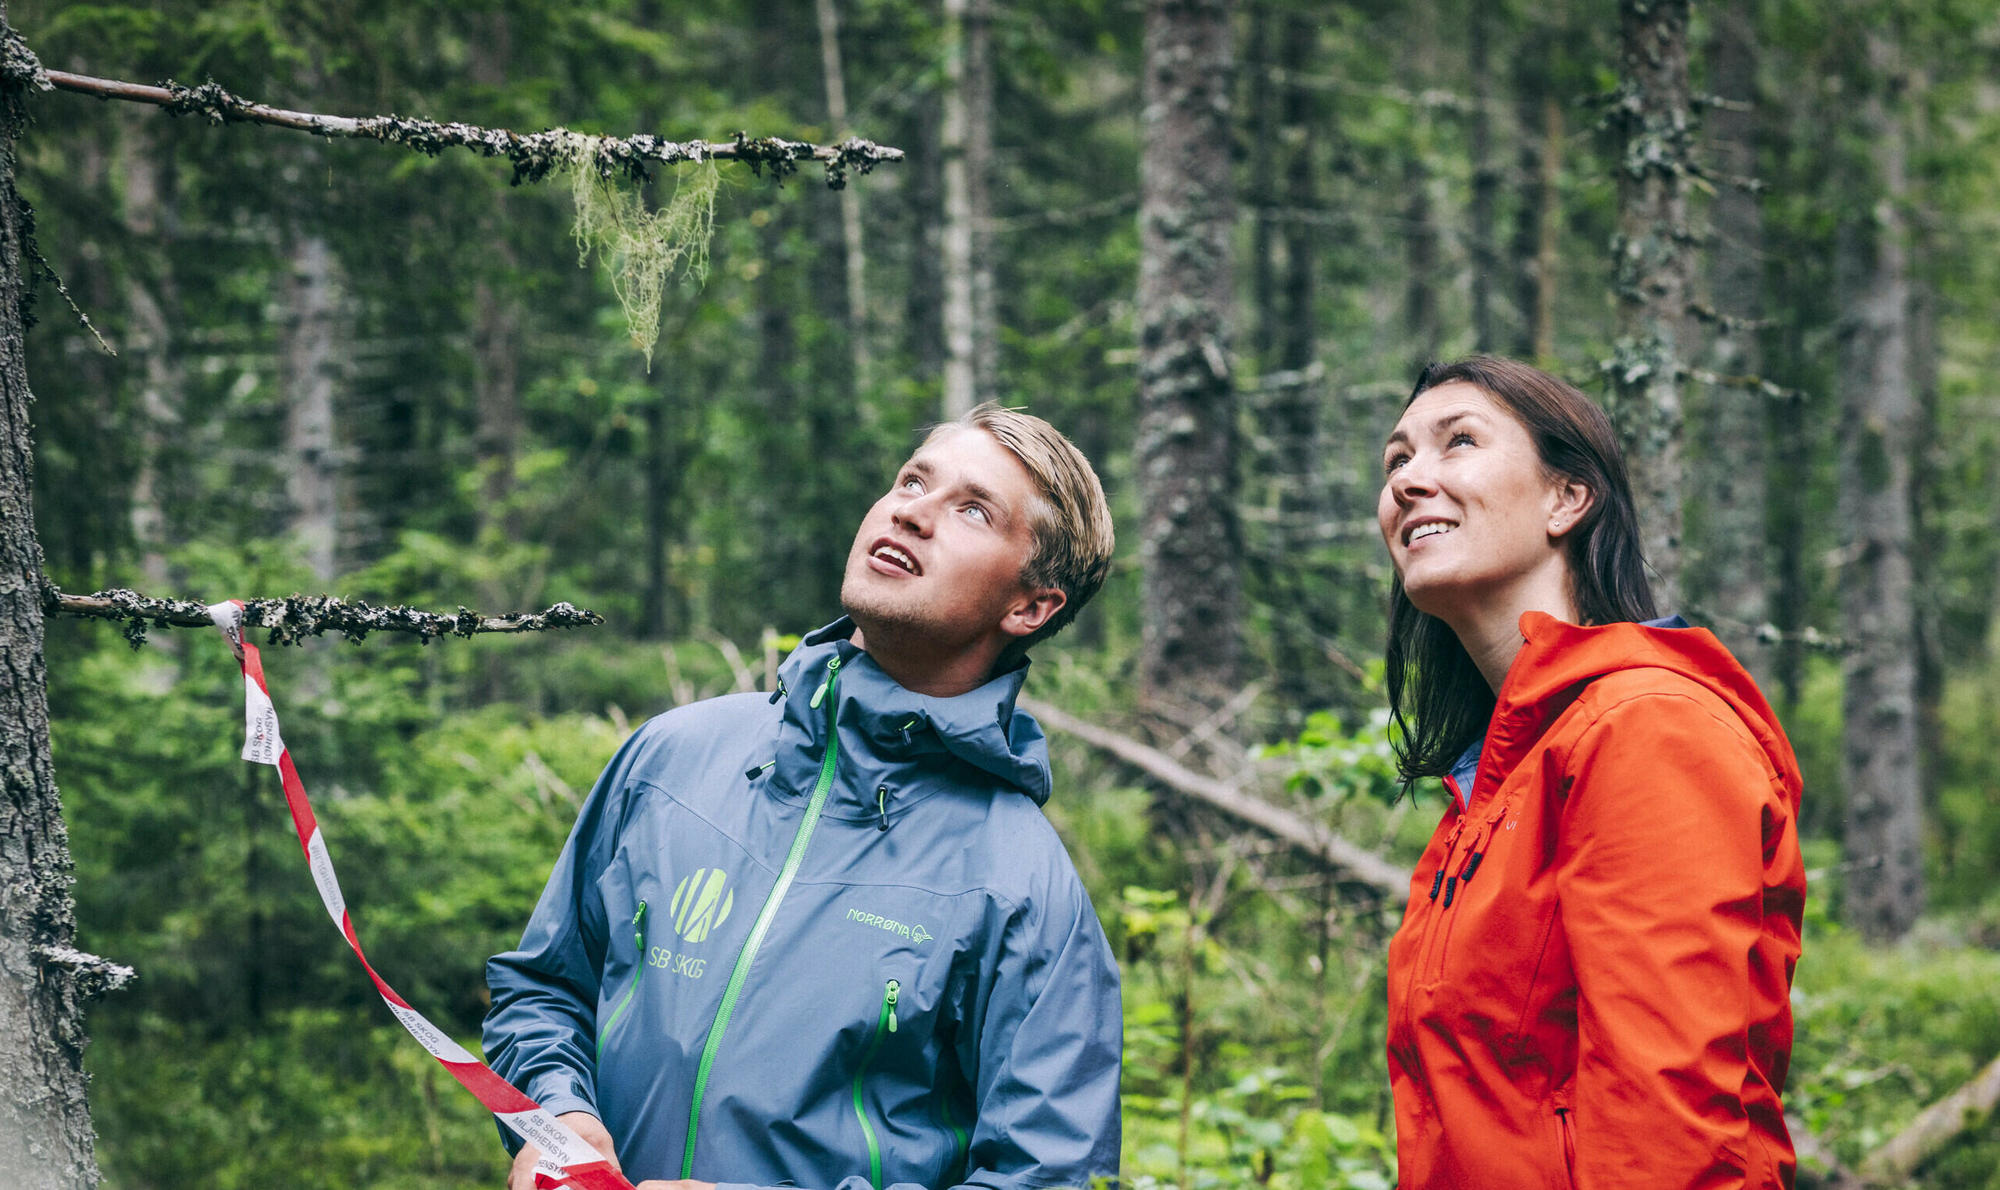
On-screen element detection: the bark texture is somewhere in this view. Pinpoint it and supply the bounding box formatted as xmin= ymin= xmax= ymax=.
xmin=1610 ymin=0 xmax=1693 ymax=610
xmin=1137 ymin=0 xmax=1240 ymax=705
xmin=0 ymin=16 xmax=104 ymax=1184
xmin=1694 ymin=3 xmax=1773 ymax=684
xmin=1836 ymin=30 xmax=1924 ymax=941
xmin=816 ymin=0 xmax=871 ymax=390
xmin=939 ymin=0 xmax=996 ymax=417
xmin=282 ymin=234 xmax=342 ymax=582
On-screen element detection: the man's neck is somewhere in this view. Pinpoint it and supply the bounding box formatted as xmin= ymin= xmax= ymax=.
xmin=847 ymin=624 xmax=1006 ymax=698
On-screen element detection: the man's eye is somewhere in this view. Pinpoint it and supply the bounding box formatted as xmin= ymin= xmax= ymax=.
xmin=963 ymin=504 xmax=990 ymax=524
xmin=899 ymin=477 xmax=923 ymax=493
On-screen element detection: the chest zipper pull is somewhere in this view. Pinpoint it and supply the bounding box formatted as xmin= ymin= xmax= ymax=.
xmin=886 ymin=979 xmax=900 ymax=1033
xmin=810 ymin=657 xmax=842 ymax=709
xmin=876 ymin=785 xmax=891 ymax=832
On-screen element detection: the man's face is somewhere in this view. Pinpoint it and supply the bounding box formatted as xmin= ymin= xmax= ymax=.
xmin=840 ymin=426 xmax=1063 ymax=665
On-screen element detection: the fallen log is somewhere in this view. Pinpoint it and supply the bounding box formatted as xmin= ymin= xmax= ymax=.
xmin=1859 ymin=1050 xmax=2000 ymax=1183
xmin=1021 ymin=696 xmax=1411 ymax=901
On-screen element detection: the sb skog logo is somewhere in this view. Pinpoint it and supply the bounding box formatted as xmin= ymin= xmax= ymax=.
xmin=670 ymin=867 xmax=735 ymax=943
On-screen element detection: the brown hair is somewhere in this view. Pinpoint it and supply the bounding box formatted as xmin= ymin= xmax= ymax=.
xmin=927 ymin=403 xmax=1115 ymax=654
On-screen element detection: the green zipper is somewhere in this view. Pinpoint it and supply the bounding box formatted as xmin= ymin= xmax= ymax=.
xmin=597 ymin=900 xmax=648 ymax=1062
xmin=682 ymin=656 xmax=843 ymax=1179
xmin=851 ymin=978 xmax=901 ymax=1190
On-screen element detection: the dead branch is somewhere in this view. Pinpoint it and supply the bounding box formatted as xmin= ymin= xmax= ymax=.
xmin=48 ymin=587 xmax=602 ymax=649
xmin=1858 ymin=1051 xmax=2000 ymax=1184
xmin=18 ymin=48 xmax=900 ymax=190
xmin=1023 ymin=696 xmax=1411 ymax=901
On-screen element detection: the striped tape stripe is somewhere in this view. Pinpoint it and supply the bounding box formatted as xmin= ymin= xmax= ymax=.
xmin=207 ymin=601 xmax=633 ymax=1190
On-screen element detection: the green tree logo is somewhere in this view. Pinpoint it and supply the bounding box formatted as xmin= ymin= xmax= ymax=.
xmin=670 ymin=868 xmax=735 ymax=943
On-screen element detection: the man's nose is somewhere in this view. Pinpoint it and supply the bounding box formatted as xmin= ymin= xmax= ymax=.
xmin=893 ymin=491 xmax=940 ymax=535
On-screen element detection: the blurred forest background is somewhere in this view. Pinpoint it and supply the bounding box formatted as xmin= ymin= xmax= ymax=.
xmin=8 ymin=0 xmax=2000 ymax=1186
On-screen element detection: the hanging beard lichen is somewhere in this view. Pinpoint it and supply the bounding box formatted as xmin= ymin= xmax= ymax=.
xmin=559 ymin=132 xmax=719 ymax=366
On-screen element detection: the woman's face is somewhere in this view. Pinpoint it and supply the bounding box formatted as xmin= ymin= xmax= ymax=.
xmin=1377 ymin=382 xmax=1586 ymax=625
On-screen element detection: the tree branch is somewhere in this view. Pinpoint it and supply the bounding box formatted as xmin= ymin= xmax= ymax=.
xmin=20 ymin=52 xmax=900 ymax=189
xmin=47 ymin=587 xmax=602 ymax=649
xmin=1022 ymin=696 xmax=1412 ymax=901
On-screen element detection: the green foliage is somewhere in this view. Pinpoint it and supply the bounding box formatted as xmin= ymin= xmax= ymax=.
xmin=1788 ymin=917 xmax=2000 ymax=1184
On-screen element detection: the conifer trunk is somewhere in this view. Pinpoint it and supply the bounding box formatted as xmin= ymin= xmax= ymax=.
xmin=940 ymin=0 xmax=996 ymax=417
xmin=1137 ymin=0 xmax=1240 ymax=705
xmin=1695 ymin=3 xmax=1772 ymax=682
xmin=1610 ymin=0 xmax=1693 ymax=610
xmin=1837 ymin=30 xmax=1924 ymax=941
xmin=0 ymin=13 xmax=102 ymax=1182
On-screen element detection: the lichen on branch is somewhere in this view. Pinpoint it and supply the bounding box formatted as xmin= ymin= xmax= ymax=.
xmin=47 ymin=587 xmax=604 ymax=649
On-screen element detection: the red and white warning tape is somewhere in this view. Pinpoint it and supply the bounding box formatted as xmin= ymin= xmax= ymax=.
xmin=207 ymin=600 xmax=634 ymax=1190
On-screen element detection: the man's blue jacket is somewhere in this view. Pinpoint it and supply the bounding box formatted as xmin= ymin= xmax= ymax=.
xmin=483 ymin=620 xmax=1123 ymax=1190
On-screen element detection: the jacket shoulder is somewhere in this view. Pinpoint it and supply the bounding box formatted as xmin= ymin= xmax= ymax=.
xmin=1559 ymin=668 xmax=1777 ymax=778
xmin=615 ymin=691 xmax=778 ymax=784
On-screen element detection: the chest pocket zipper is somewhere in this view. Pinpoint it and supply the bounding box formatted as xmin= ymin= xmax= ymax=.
xmin=852 ymin=978 xmax=901 ymax=1190
xmin=597 ymin=900 xmax=648 ymax=1061
xmin=1421 ymin=799 xmax=1510 ymax=985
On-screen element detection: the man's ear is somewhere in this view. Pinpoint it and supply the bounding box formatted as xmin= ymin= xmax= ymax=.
xmin=1548 ymin=480 xmax=1595 ymax=540
xmin=1000 ymin=587 xmax=1067 ymax=639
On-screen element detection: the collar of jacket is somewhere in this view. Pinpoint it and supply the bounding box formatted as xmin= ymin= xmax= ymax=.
xmin=763 ymin=618 xmax=1053 ymax=821
xmin=1456 ymin=611 xmax=1798 ymax=809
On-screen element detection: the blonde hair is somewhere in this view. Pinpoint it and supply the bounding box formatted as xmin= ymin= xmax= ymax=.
xmin=926 ymin=403 xmax=1115 ymax=653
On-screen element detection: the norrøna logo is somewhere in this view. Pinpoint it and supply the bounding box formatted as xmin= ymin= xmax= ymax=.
xmin=846 ymin=907 xmax=932 ymax=944
xmin=670 ymin=868 xmax=735 ymax=943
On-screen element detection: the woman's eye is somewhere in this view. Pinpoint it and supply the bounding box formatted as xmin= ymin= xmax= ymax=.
xmin=1383 ymin=453 xmax=1408 ymax=475
xmin=1449 ymin=431 xmax=1476 ymax=448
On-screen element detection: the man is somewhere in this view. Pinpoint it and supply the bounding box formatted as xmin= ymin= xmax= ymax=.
xmin=484 ymin=404 xmax=1122 ymax=1190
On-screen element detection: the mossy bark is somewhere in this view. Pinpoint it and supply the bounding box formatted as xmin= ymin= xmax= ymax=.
xmin=1137 ymin=0 xmax=1240 ymax=707
xmin=1610 ymin=0 xmax=1693 ymax=611
xmin=0 ymin=8 xmax=102 ymax=1184
xmin=1837 ymin=29 xmax=1924 ymax=942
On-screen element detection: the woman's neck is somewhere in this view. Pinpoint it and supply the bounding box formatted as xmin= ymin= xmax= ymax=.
xmin=1442 ymin=575 xmax=1578 ymax=693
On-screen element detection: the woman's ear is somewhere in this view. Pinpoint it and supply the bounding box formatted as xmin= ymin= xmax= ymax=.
xmin=1547 ymin=480 xmax=1595 ymax=539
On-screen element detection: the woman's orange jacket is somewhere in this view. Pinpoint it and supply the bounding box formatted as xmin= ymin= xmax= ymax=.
xmin=1386 ymin=613 xmax=1806 ymax=1189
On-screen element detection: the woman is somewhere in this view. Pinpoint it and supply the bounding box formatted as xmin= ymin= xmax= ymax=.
xmin=1376 ymin=356 xmax=1805 ymax=1188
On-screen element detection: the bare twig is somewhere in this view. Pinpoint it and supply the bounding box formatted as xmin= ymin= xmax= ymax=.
xmin=33 ymin=66 xmax=902 ymax=190
xmin=1024 ymin=696 xmax=1411 ymax=900
xmin=48 ymin=587 xmax=602 ymax=649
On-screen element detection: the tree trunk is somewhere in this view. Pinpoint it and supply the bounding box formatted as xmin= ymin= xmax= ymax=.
xmin=1246 ymin=3 xmax=1276 ymax=367
xmin=116 ymin=109 xmax=177 ymax=592
xmin=816 ymin=0 xmax=871 ymax=391
xmin=1401 ymin=12 xmax=1439 ymax=370
xmin=1693 ymin=2 xmax=1773 ymax=684
xmin=1531 ymin=94 xmax=1562 ymax=362
xmin=469 ymin=14 xmax=520 ymax=542
xmin=1610 ymin=0 xmax=1693 ymax=611
xmin=939 ymin=0 xmax=997 ymax=417
xmin=1265 ymin=12 xmax=1327 ymax=712
xmin=1137 ymin=0 xmax=1240 ymax=706
xmin=1836 ymin=30 xmax=1924 ymax=941
xmin=282 ymin=235 xmax=342 ymax=583
xmin=0 ymin=18 xmax=103 ymax=1183
xmin=1467 ymin=0 xmax=1498 ymax=353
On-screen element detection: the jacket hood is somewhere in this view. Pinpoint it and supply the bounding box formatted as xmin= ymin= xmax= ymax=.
xmin=1470 ymin=612 xmax=1801 ymax=804
xmin=767 ymin=618 xmax=1053 ymax=814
